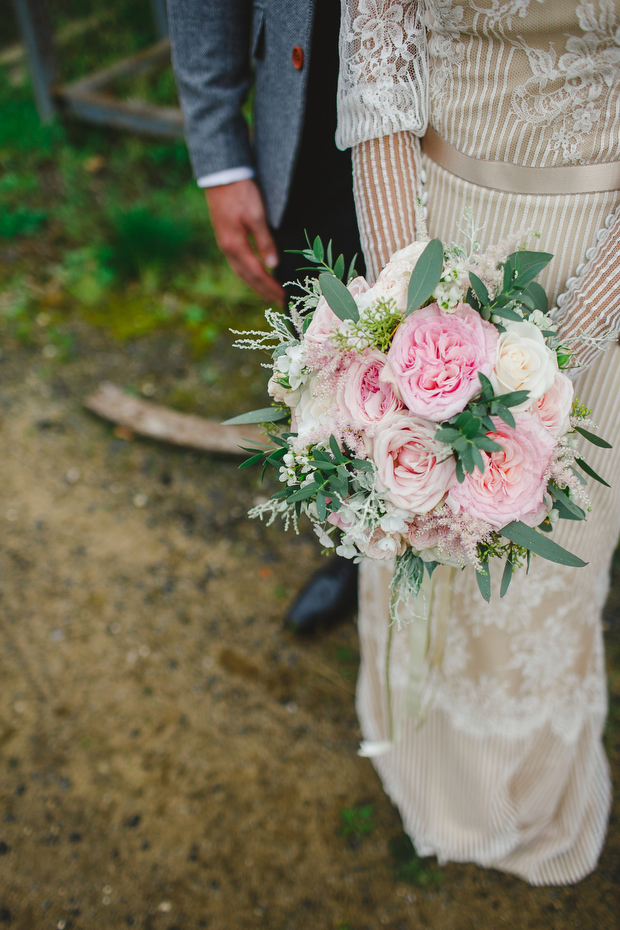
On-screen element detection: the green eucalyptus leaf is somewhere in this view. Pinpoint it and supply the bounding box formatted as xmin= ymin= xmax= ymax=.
xmin=500 ymin=552 xmax=513 ymax=598
xmin=313 ymin=235 xmax=324 ymax=263
xmin=469 ymin=272 xmax=490 ymax=306
xmin=326 ymin=239 xmax=333 ymax=269
xmin=222 ymin=407 xmax=288 ymax=425
xmin=329 ymin=435 xmax=345 ymax=462
xmin=316 ymin=491 xmax=327 ymax=522
xmin=501 ymin=521 xmax=587 ymax=567
xmin=489 ymin=306 xmax=523 ymax=323
xmin=574 ymin=426 xmax=612 ymax=449
xmin=239 ymin=452 xmax=265 ymax=469
xmin=476 ymin=562 xmax=491 ymax=603
xmin=497 ymin=389 xmax=530 ymax=408
xmin=475 ymin=436 xmax=502 ymax=453
xmin=287 ymin=483 xmax=321 ymax=503
xmin=435 ymin=427 xmax=462 ymax=443
xmin=347 ymin=252 xmax=359 ymax=283
xmin=493 ymin=404 xmax=515 ymax=428
xmin=351 ymin=458 xmax=374 ymax=471
xmin=575 ymin=457 xmax=611 ymax=488
xmin=319 ymin=273 xmax=359 ymax=322
xmin=405 ymin=238 xmax=444 ymax=316
xmin=334 ymin=253 xmax=345 ymax=281
xmin=455 ymin=458 xmax=465 ymax=483
xmin=548 ymin=484 xmax=586 ymax=520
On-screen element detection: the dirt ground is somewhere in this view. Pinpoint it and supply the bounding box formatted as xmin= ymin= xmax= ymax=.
xmin=0 ymin=322 xmax=618 ymax=930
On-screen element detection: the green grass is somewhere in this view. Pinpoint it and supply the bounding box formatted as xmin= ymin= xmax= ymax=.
xmin=339 ymin=804 xmax=375 ymax=839
xmin=0 ymin=7 xmax=264 ymax=355
xmin=388 ymin=833 xmax=443 ymax=886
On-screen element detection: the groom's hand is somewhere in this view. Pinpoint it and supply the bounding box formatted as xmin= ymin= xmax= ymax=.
xmin=206 ymin=180 xmax=286 ymax=306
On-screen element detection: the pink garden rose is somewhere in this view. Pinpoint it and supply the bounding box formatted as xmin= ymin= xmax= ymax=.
xmin=447 ymin=414 xmax=555 ymax=529
xmin=384 ymin=303 xmax=498 ymax=421
xmin=304 ymin=277 xmax=370 ymax=345
xmin=338 ymin=349 xmax=404 ymax=429
xmin=534 ymin=370 xmax=574 ymax=437
xmin=303 ymin=295 xmax=340 ymax=346
xmin=373 ymin=413 xmax=456 ymax=513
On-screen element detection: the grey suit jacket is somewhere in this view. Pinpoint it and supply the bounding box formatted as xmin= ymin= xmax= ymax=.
xmin=168 ymin=0 xmax=315 ymax=228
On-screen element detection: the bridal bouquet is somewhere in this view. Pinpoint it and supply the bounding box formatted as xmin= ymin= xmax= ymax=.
xmin=226 ymin=233 xmax=611 ymax=608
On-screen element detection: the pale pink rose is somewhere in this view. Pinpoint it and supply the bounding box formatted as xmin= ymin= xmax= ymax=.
xmin=304 ymin=277 xmax=371 ymax=344
xmin=373 ymin=413 xmax=456 ymax=513
xmin=359 ymin=527 xmax=407 ymax=560
xmin=338 ymin=349 xmax=404 ymax=429
xmin=446 ymin=414 xmax=555 ymax=529
xmin=384 ymin=303 xmax=498 ymax=421
xmin=304 ymin=295 xmax=340 ymax=346
xmin=534 ymin=371 xmax=574 ymax=437
xmin=407 ymin=522 xmax=442 ymax=550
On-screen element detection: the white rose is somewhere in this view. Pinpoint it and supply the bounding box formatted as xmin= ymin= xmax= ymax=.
xmin=491 ymin=320 xmax=558 ymax=410
xmin=388 ymin=240 xmax=429 ymax=267
xmin=292 ymin=374 xmax=335 ymax=439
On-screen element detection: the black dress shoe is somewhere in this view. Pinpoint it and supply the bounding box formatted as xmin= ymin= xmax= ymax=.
xmin=284 ymin=557 xmax=359 ymax=635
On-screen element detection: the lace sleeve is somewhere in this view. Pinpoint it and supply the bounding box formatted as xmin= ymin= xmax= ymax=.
xmin=336 ymin=0 xmax=428 ymax=151
xmin=552 ymin=208 xmax=620 ymax=379
xmin=352 ymin=131 xmax=424 ymax=281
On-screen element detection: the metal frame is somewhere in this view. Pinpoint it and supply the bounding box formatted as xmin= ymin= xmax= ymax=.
xmin=11 ymin=0 xmax=184 ymax=139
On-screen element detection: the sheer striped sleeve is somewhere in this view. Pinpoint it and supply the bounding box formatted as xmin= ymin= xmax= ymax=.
xmin=553 ymin=209 xmax=620 ymax=379
xmin=352 ymin=132 xmax=424 ymax=281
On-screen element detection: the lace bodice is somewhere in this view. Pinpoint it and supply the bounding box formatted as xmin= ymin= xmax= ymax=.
xmin=337 ymin=0 xmax=620 ymax=168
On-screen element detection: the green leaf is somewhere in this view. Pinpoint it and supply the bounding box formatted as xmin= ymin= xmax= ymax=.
xmin=351 ymin=458 xmax=374 ymax=471
xmin=316 ymin=491 xmax=327 ymax=522
xmin=347 ymin=253 xmax=359 ymax=283
xmin=475 ymin=436 xmax=502 ymax=453
xmin=497 ymin=390 xmax=530 ymax=408
xmin=455 ymin=458 xmax=465 ymax=483
xmin=435 ymin=427 xmax=462 ymax=443
xmin=548 ymin=484 xmax=586 ymax=520
xmin=287 ymin=483 xmax=321 ymax=503
xmin=500 ymin=552 xmax=513 ymax=598
xmin=522 ymin=281 xmax=548 ymax=312
xmin=313 ymin=235 xmax=324 ymax=263
xmin=513 ymin=250 xmax=554 ymax=286
xmin=574 ymin=426 xmax=612 ymax=449
xmin=471 ymin=445 xmax=485 ymax=474
xmin=489 ymin=306 xmax=523 ymax=323
xmin=478 ymin=372 xmax=494 ymax=397
xmin=405 ymin=238 xmax=444 ymax=316
xmin=239 ymin=452 xmax=265 ymax=469
xmin=575 ymin=457 xmax=611 ymax=488
xmin=326 ymin=239 xmax=333 ymax=269
xmin=501 ymin=521 xmax=587 ymax=567
xmin=222 ymin=407 xmax=288 ymax=425
xmin=469 ymin=272 xmax=490 ymax=306
xmin=551 ymin=498 xmax=584 ymax=521
xmin=494 ymin=404 xmax=515 ymax=429
xmin=334 ymin=253 xmax=345 ymax=281
xmin=476 ymin=562 xmax=491 ymax=603
xmin=319 ymin=273 xmax=359 ymax=322
xmin=313 ymin=459 xmax=337 ymax=472
xmin=330 ymin=435 xmax=345 ymax=463
xmin=460 ymin=445 xmax=475 ymax=474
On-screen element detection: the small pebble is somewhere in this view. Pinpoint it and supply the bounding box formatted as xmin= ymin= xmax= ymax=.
xmin=286 ymin=702 xmax=298 ymax=714
xmin=65 ymin=468 xmax=80 ymax=484
xmin=141 ymin=382 xmax=156 ymax=396
xmin=138 ymin=645 xmax=150 ymax=658
xmin=158 ymin=901 xmax=172 ymax=913
xmin=43 ymin=345 xmax=58 ymax=358
xmin=36 ymin=312 xmax=50 ymax=327
xmin=202 ymin=656 xmax=215 ymax=669
xmin=133 ymin=493 xmax=148 ymax=508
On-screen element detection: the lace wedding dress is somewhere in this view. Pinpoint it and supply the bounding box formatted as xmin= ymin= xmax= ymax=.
xmin=336 ymin=0 xmax=620 ymax=884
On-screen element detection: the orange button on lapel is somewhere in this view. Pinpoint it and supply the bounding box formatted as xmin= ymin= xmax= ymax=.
xmin=292 ymin=46 xmax=304 ymax=70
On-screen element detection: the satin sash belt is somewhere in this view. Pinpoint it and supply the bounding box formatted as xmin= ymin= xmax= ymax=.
xmin=421 ymin=126 xmax=620 ymax=195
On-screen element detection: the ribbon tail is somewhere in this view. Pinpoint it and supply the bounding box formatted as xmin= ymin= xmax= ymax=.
xmin=358 ymin=740 xmax=394 ymax=758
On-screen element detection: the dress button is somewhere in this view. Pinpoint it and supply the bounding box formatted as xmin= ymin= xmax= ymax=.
xmin=292 ymin=46 xmax=304 ymax=69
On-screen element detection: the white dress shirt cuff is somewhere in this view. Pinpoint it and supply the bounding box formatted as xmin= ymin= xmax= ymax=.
xmin=197 ymin=167 xmax=255 ymax=188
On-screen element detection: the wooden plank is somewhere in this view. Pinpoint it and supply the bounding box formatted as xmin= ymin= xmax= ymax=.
xmin=62 ymin=37 xmax=172 ymax=94
xmin=59 ymin=89 xmax=184 ymax=137
xmin=85 ymin=383 xmax=264 ymax=455
xmin=12 ymin=0 xmax=58 ymax=120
